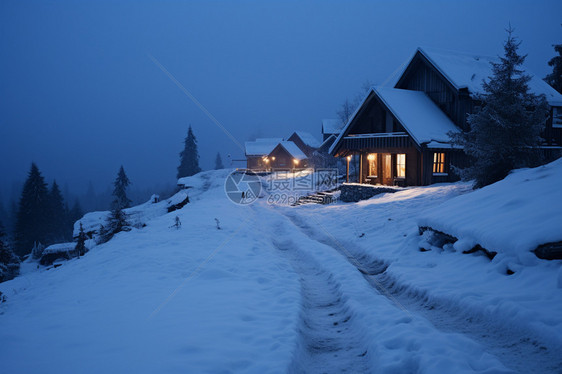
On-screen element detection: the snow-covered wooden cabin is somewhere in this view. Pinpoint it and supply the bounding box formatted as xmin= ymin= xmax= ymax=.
xmin=330 ymin=47 xmax=562 ymax=186
xmin=244 ymin=138 xmax=283 ymax=170
xmin=267 ymin=141 xmax=308 ymax=169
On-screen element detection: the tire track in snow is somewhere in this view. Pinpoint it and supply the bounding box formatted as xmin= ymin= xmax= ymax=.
xmin=280 ymin=210 xmax=562 ymax=374
xmin=271 ymin=237 xmax=372 ymax=374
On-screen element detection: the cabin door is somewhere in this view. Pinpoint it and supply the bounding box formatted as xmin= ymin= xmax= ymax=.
xmin=382 ymin=154 xmax=393 ymax=185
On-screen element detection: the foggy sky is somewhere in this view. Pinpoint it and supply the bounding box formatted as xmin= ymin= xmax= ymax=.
xmin=1 ymin=0 xmax=561 ymax=202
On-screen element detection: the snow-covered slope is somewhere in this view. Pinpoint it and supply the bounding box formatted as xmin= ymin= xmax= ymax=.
xmin=2 ymin=167 xmax=561 ymax=373
xmin=0 ymin=169 xmax=301 ymax=373
xmin=418 ymin=158 xmax=562 ymax=265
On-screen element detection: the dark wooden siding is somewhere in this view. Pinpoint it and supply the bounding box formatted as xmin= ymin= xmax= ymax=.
xmin=395 ymin=52 xmax=472 ymax=131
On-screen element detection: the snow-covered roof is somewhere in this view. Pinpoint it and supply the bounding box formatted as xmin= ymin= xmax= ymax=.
xmin=43 ymin=243 xmax=76 ymax=254
xmin=329 ymin=86 xmax=460 ymax=154
xmin=291 ymin=131 xmax=321 ymax=148
xmin=271 ymin=141 xmax=308 ymax=160
xmin=374 ymin=86 xmax=460 ymax=146
xmin=322 ymin=119 xmax=343 ymax=135
xmin=245 ymin=138 xmax=283 ymax=156
xmin=417 ymin=47 xmax=562 ymax=106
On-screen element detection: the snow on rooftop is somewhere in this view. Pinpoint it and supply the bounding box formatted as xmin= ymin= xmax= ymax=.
xmin=293 ymin=131 xmax=321 ymax=148
xmin=274 ymin=141 xmax=308 ymax=160
xmin=322 ymin=119 xmax=343 ymax=134
xmin=373 ymin=86 xmax=461 ymax=146
xmin=418 ymin=158 xmax=562 ymax=264
xmin=245 ymin=138 xmax=283 ymax=156
xmin=43 ymin=242 xmax=76 ymax=254
xmin=418 ymin=47 xmax=562 ymax=106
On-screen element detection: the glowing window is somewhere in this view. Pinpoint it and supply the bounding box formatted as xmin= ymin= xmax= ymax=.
xmin=433 ymin=153 xmax=446 ymax=174
xmin=396 ymin=154 xmax=406 ymax=178
xmin=367 ymin=153 xmax=377 ymax=176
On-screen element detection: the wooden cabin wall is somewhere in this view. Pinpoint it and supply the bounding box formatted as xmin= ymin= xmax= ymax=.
xmin=396 ymin=53 xmax=473 ymax=131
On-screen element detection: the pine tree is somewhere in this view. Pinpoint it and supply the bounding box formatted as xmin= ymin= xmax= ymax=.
xmin=214 ymin=152 xmax=224 ymax=170
xmin=545 ymin=40 xmax=562 ymax=94
xmin=75 ymin=222 xmax=87 ymax=257
xmin=112 ymin=166 xmax=131 ymax=210
xmin=0 ymin=221 xmax=20 ymax=282
xmin=451 ymin=28 xmax=549 ymax=188
xmin=48 ymin=180 xmax=67 ymax=243
xmin=177 ymin=125 xmax=202 ymax=179
xmin=101 ymin=166 xmax=131 ymax=243
xmin=14 ymin=163 xmax=51 ymax=257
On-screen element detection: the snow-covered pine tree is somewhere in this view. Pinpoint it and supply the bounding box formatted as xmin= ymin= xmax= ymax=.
xmin=14 ymin=163 xmax=51 ymax=257
xmin=48 ymin=180 xmax=67 ymax=243
xmin=450 ymin=27 xmax=549 ymax=188
xmin=177 ymin=125 xmax=202 ymax=179
xmin=101 ymin=166 xmax=131 ymax=243
xmin=112 ymin=166 xmax=131 ymax=210
xmin=0 ymin=221 xmax=20 ymax=282
xmin=75 ymin=222 xmax=87 ymax=257
xmin=214 ymin=152 xmax=224 ymax=170
xmin=545 ymin=40 xmax=562 ymax=94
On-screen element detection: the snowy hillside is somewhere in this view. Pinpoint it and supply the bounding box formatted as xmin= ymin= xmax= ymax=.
xmin=1 ymin=167 xmax=561 ymax=373
xmin=418 ymin=158 xmax=562 ymax=264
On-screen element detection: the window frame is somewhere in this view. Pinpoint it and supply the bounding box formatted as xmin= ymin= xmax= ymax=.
xmin=432 ymin=152 xmax=447 ymax=175
xmin=396 ymin=153 xmax=406 ymax=179
xmin=367 ymin=153 xmax=377 ymax=177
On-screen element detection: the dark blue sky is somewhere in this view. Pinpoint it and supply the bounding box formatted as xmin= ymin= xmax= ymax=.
xmin=1 ymin=0 xmax=561 ymax=200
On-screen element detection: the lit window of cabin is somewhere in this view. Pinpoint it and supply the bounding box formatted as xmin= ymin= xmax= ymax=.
xmin=396 ymin=154 xmax=406 ymax=178
xmin=553 ymin=107 xmax=562 ymax=128
xmin=367 ymin=153 xmax=377 ymax=176
xmin=433 ymin=153 xmax=446 ymax=174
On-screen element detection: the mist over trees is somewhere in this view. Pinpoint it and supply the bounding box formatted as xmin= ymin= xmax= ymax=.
xmin=451 ymin=28 xmax=549 ymax=188
xmin=177 ymin=125 xmax=202 ymax=179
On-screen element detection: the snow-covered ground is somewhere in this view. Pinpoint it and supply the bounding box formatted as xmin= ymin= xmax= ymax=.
xmin=1 ymin=164 xmax=561 ymax=373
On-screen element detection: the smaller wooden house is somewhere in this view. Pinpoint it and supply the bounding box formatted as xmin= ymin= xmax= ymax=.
xmin=244 ymin=138 xmax=283 ymax=170
xmin=267 ymin=141 xmax=308 ymax=169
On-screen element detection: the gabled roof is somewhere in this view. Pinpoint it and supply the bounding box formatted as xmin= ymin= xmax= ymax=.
xmin=321 ymin=119 xmax=343 ymax=135
xmin=398 ymin=47 xmax=562 ymax=106
xmin=270 ymin=141 xmax=307 ymax=160
xmin=329 ymin=86 xmax=461 ymax=154
xmin=290 ymin=131 xmax=321 ymax=148
xmin=245 ymin=138 xmax=283 ymax=156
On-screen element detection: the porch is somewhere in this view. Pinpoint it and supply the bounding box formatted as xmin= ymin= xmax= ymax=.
xmin=341 ymin=132 xmax=419 ymax=187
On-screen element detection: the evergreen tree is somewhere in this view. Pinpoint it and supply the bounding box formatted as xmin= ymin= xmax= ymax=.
xmin=0 ymin=221 xmax=20 ymax=282
xmin=545 ymin=40 xmax=562 ymax=94
xmin=451 ymin=28 xmax=549 ymax=188
xmin=75 ymin=222 xmax=87 ymax=257
xmin=112 ymin=166 xmax=131 ymax=210
xmin=214 ymin=152 xmax=224 ymax=170
xmin=48 ymin=180 xmax=67 ymax=243
xmin=101 ymin=166 xmax=131 ymax=243
xmin=177 ymin=125 xmax=202 ymax=179
xmin=14 ymin=163 xmax=51 ymax=257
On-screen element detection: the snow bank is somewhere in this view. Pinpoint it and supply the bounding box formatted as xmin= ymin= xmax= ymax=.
xmin=418 ymin=158 xmax=562 ymax=264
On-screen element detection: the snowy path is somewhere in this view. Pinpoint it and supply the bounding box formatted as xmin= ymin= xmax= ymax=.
xmin=272 ymin=237 xmax=372 ymax=373
xmin=279 ymin=208 xmax=562 ymax=374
